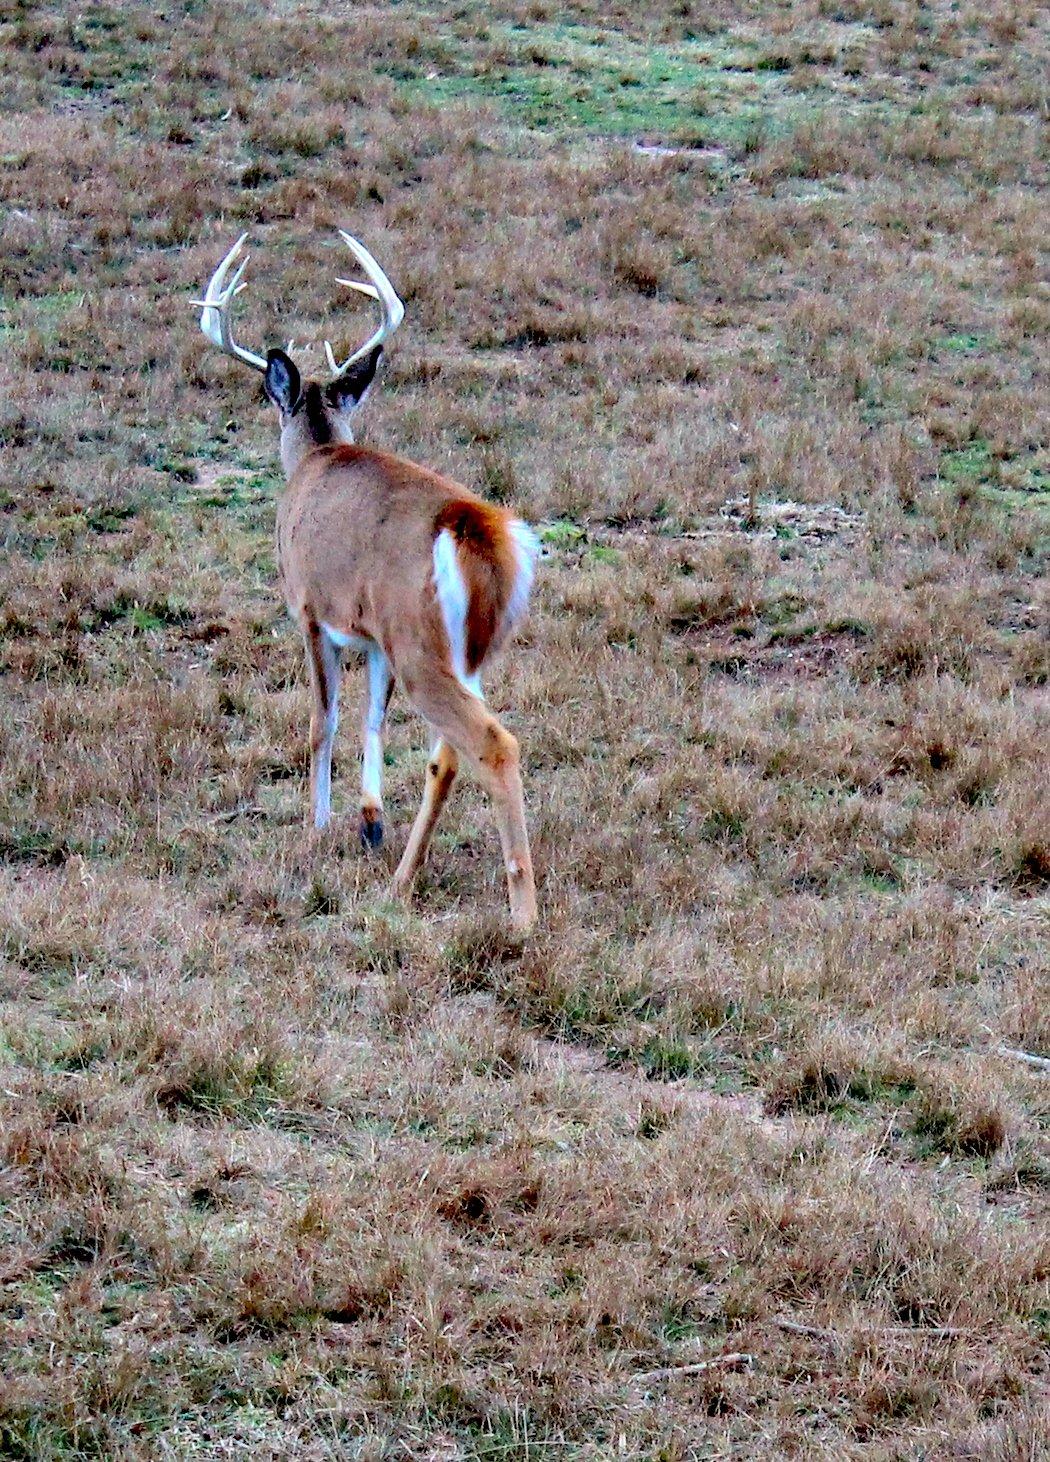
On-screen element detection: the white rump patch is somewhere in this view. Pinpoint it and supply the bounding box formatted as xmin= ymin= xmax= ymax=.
xmin=505 ymin=519 xmax=540 ymax=635
xmin=433 ymin=528 xmax=471 ymax=687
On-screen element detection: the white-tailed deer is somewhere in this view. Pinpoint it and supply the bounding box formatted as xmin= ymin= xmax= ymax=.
xmin=196 ymin=232 xmax=538 ymax=929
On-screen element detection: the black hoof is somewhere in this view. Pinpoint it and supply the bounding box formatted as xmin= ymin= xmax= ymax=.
xmin=359 ymin=812 xmax=384 ymax=851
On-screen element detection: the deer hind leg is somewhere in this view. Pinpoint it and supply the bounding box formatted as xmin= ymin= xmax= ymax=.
xmin=396 ymin=673 xmax=536 ymax=931
xmin=392 ymin=737 xmax=460 ymax=895
xmin=359 ymin=644 xmax=393 ymax=850
xmin=303 ymin=621 xmax=342 ymax=830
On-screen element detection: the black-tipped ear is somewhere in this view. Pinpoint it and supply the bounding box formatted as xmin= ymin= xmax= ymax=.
xmin=326 ymin=343 xmax=383 ymax=413
xmin=264 ymin=349 xmax=301 ymax=415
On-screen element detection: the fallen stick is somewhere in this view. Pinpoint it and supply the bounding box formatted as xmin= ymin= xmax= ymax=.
xmin=889 ymin=1326 xmax=968 ymax=1339
xmin=203 ymin=804 xmax=266 ymax=824
xmin=774 ymin=1317 xmax=835 ymax=1342
xmin=774 ymin=1315 xmax=968 ymax=1342
xmin=996 ymin=1045 xmax=1050 ymax=1074
xmin=633 ymin=1352 xmax=753 ymax=1383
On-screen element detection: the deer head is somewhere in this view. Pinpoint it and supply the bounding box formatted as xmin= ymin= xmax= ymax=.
xmin=195 ymin=230 xmax=405 ymax=477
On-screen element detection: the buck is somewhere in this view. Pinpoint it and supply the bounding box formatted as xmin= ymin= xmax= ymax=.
xmin=196 ymin=231 xmax=538 ymax=929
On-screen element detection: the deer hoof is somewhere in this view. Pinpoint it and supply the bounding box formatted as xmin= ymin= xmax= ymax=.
xmin=359 ymin=809 xmax=384 ymax=851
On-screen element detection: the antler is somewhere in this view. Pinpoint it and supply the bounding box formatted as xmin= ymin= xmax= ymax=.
xmin=195 ymin=230 xmax=403 ymax=380
xmin=324 ymin=230 xmax=405 ymax=378
xmin=193 ymin=233 xmax=268 ymax=374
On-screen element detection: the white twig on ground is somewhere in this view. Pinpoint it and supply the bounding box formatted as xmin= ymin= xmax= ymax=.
xmin=996 ymin=1045 xmax=1050 ymax=1074
xmin=774 ymin=1317 xmax=835 ymax=1342
xmin=633 ymin=1352 xmax=754 ymax=1383
xmin=773 ymin=1315 xmax=969 ymax=1343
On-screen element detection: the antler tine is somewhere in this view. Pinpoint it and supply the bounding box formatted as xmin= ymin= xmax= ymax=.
xmin=195 ymin=233 xmax=268 ymax=374
xmin=336 ymin=280 xmax=381 ymax=300
xmin=326 ymin=230 xmax=405 ymax=378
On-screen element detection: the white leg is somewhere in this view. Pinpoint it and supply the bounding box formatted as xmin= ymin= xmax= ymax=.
xmin=305 ymin=623 xmax=342 ymax=830
xmin=360 ymin=644 xmax=393 ymax=849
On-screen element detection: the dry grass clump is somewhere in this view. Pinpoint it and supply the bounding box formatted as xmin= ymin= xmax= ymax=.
xmin=1 ymin=0 xmax=1048 ymax=1454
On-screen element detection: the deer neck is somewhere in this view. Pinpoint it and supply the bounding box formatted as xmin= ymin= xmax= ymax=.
xmin=279 ymin=385 xmax=355 ymax=479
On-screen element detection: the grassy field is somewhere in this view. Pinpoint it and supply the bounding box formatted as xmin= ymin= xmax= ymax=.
xmin=1 ymin=0 xmax=1048 ymax=1456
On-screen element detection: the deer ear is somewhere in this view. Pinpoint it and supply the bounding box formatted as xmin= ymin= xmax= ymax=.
xmin=264 ymin=349 xmax=301 ymax=414
xmin=326 ymin=343 xmax=383 ymax=413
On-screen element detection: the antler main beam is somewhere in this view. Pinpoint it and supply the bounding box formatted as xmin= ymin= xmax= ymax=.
xmin=193 ymin=233 xmax=268 ymax=374
xmin=324 ymin=230 xmax=405 ymax=378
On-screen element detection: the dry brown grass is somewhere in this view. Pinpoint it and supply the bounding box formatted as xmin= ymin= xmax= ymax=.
xmin=1 ymin=0 xmax=1048 ymax=1456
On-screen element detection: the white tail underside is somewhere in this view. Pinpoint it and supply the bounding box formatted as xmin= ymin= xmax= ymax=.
xmin=432 ymin=528 xmax=471 ymax=689
xmin=432 ymin=519 xmax=538 ymax=698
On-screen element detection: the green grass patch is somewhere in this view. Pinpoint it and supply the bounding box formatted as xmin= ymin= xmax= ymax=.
xmin=539 ymin=517 xmax=586 ymax=548
xmin=939 ymin=441 xmax=1050 ymax=516
xmin=92 ymin=593 xmax=196 ymax=633
xmin=940 ymin=439 xmax=996 ymax=488
xmin=935 ymin=331 xmax=994 ymax=355
xmin=395 ymin=22 xmax=806 ymax=145
xmin=767 ymin=1061 xmax=919 ymax=1118
xmin=0 ymin=290 xmax=84 ymax=344
xmin=587 ymin=543 xmax=623 ymax=565
xmin=658 ymin=1299 xmax=708 ymax=1344
xmin=607 ymin=1036 xmax=702 ymax=1081
xmin=156 ymin=1049 xmax=297 ymax=1123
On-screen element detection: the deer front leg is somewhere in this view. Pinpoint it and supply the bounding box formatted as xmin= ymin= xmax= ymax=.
xmin=359 ymin=644 xmax=393 ymax=849
xmin=304 ymin=622 xmax=342 ymax=830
